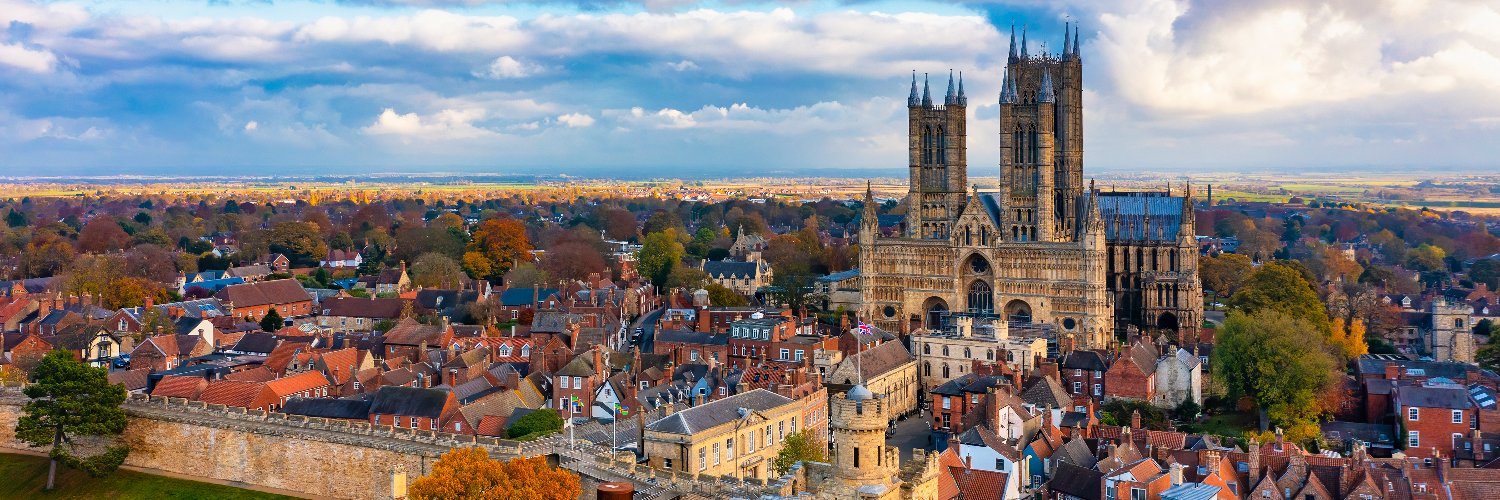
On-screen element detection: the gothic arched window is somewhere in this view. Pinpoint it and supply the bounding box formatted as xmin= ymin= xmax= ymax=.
xmin=942 ymin=364 xmax=950 ymax=378
xmin=968 ymin=280 xmax=994 ymax=315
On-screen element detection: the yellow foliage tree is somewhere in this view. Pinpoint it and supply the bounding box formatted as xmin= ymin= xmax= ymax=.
xmin=1328 ymin=317 xmax=1369 ymax=360
xmin=409 ymin=448 xmax=581 ymax=500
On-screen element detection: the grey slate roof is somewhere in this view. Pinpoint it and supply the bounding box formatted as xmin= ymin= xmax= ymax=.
xmin=1059 ymin=350 xmax=1108 ymax=371
xmin=1021 ymin=376 xmax=1072 ymax=408
xmin=1097 ymin=192 xmax=1187 ymax=242
xmin=369 ymin=386 xmax=450 ymax=418
xmin=644 ymin=388 xmax=792 ymax=435
xmin=655 ymin=329 xmax=729 ymax=346
xmin=703 ymin=261 xmax=760 ymax=279
xmin=283 ymin=398 xmax=373 ymax=420
xmin=1048 ymin=461 xmax=1102 ymax=500
xmin=1053 ymin=438 xmax=1098 ymax=469
xmin=1395 ymin=384 xmax=1474 ymax=410
xmin=830 ymin=340 xmax=913 ymax=385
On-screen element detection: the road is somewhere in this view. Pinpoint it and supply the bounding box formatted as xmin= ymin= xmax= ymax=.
xmin=631 ymin=307 xmax=664 ymax=353
xmin=887 ymin=409 xmax=938 ymax=457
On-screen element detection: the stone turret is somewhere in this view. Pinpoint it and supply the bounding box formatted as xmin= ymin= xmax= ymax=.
xmin=829 ymin=388 xmax=901 ymax=493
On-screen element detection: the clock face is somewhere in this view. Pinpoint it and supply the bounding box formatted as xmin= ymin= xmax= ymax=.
xmin=969 ymin=256 xmax=989 ymax=274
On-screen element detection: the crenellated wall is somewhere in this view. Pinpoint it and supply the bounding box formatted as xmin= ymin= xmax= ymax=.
xmin=0 ymin=384 xmax=821 ymax=500
xmin=0 ymin=386 xmax=531 ymax=500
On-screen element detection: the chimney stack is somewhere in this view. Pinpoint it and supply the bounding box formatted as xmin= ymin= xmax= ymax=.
xmin=1169 ymin=463 xmax=1183 ymax=485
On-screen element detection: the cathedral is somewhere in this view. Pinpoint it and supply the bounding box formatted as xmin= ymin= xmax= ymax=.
xmin=858 ymin=25 xmax=1203 ymax=349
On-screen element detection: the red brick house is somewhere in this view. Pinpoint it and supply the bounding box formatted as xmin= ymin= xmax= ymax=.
xmin=129 ymin=334 xmax=212 ymax=372
xmin=1393 ymin=382 xmax=1477 ymax=461
xmin=263 ymin=371 xmax=334 ymax=409
xmin=214 ymin=279 xmax=313 ymax=322
xmin=368 ymin=385 xmax=459 ymax=431
xmin=7 ymin=333 xmax=53 ymax=372
xmin=554 ymin=346 xmax=611 ymax=419
xmin=1103 ymin=341 xmax=1157 ymax=402
xmin=654 ymin=329 xmax=729 ymax=366
xmin=381 ymin=318 xmax=455 ymax=362
xmin=1058 ymin=350 xmax=1109 ymax=402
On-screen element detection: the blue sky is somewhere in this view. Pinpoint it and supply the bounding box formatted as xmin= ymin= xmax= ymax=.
xmin=1 ymin=0 xmax=1498 ymax=177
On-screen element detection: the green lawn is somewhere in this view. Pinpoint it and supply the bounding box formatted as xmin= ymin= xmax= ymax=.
xmin=1181 ymin=412 xmax=1258 ymax=440
xmin=0 ymin=453 xmax=297 ymax=499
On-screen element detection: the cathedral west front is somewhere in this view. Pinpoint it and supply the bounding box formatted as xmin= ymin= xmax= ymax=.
xmin=858 ymin=26 xmax=1203 ymax=349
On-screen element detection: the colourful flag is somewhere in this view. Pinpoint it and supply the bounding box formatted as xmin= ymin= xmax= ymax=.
xmin=857 ymin=321 xmax=872 ymax=336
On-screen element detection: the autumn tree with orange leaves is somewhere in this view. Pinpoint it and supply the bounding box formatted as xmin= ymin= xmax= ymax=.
xmin=463 ymin=218 xmax=532 ymax=283
xmin=408 ymin=449 xmax=580 ymax=500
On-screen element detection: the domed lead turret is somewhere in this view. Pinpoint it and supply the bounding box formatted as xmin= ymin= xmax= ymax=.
xmin=846 ymin=383 xmax=874 ymax=401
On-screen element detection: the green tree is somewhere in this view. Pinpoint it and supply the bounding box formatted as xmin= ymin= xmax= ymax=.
xmin=263 ymin=221 xmax=329 ymax=268
xmin=1199 ymin=253 xmax=1252 ymax=307
xmin=15 ymin=351 xmax=129 ymax=490
xmin=636 ymin=229 xmax=685 ymax=286
xmin=259 ymin=308 xmax=284 ymax=332
xmin=1471 ymin=259 xmax=1500 ymax=291
xmin=1212 ymin=310 xmax=1338 ymax=438
xmin=706 ymin=283 xmax=748 ymax=307
xmin=5 ymin=208 xmax=28 ymax=228
xmin=1227 ymin=262 xmax=1331 ymax=336
xmin=410 ymin=252 xmax=467 ymax=289
xmin=506 ymin=410 xmax=563 ymax=440
xmin=1475 ymin=320 xmax=1500 ymax=373
xmin=772 ymin=429 xmax=826 ymax=476
xmin=1406 ymin=244 xmax=1447 ymax=273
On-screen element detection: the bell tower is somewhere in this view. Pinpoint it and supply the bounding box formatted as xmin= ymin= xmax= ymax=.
xmin=906 ymin=70 xmax=968 ymax=240
xmin=997 ymin=24 xmax=1085 ymax=243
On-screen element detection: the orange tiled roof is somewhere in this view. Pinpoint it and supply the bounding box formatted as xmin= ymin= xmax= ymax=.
xmin=265 ymin=370 xmax=331 ymax=398
xmin=150 ymin=375 xmax=207 ymax=399
xmin=197 ymin=380 xmax=269 ymax=408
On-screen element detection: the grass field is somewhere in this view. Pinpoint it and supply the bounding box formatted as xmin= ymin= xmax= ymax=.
xmin=0 ymin=453 xmax=297 ymax=500
xmin=1180 ymin=412 xmax=1259 ymax=440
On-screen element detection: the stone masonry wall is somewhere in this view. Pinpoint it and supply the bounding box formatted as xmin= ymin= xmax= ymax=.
xmin=0 ymin=387 xmax=531 ymax=500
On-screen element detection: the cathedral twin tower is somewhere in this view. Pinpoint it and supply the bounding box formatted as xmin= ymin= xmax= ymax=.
xmin=860 ymin=24 xmax=1202 ymax=348
xmin=906 ymin=25 xmax=1084 ymax=243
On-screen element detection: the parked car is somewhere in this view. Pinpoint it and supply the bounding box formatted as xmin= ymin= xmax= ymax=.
xmin=112 ymin=354 xmax=132 ymax=368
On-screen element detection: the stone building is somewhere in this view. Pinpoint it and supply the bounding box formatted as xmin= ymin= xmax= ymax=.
xmin=1427 ymin=297 xmax=1475 ymax=363
xmin=816 ymin=385 xmax=942 ymax=499
xmin=858 ymin=26 xmax=1202 ymax=349
xmin=824 ymin=339 xmax=919 ymax=424
xmin=912 ymin=315 xmax=1050 ymax=390
xmin=641 ymin=388 xmax=802 ymax=480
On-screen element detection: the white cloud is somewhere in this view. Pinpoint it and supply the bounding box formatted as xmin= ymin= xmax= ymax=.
xmin=556 ymin=112 xmax=595 ymax=128
xmin=1090 ymin=0 xmax=1500 ymax=118
xmin=364 ymin=107 xmax=495 ymax=140
xmin=0 ymin=42 xmax=59 ymax=73
xmin=478 ymin=55 xmax=541 ymax=79
xmin=243 ymin=120 xmax=259 ymax=132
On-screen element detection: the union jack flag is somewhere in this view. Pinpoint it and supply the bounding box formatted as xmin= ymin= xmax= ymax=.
xmin=856 ymin=321 xmax=872 ymax=336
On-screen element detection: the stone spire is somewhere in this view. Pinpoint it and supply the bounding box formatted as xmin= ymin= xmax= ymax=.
xmin=1063 ymin=22 xmax=1072 ymax=58
xmin=1008 ymin=25 xmax=1018 ymax=62
xmin=908 ymin=71 xmax=919 ymax=107
xmin=1021 ymin=26 xmax=1029 ymax=59
xmin=957 ymin=71 xmax=967 ymax=106
xmin=1074 ymin=25 xmax=1082 ymax=58
xmin=921 ymin=73 xmax=932 ymax=107
xmin=1038 ymin=67 xmax=1055 ymax=103
xmin=999 ymin=67 xmax=1016 ymax=104
xmin=944 ymin=70 xmax=957 ymax=106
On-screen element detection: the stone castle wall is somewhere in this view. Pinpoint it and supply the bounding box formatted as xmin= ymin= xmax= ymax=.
xmin=0 ymin=386 xmax=534 ymax=500
xmin=0 ymin=384 xmax=810 ymax=500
